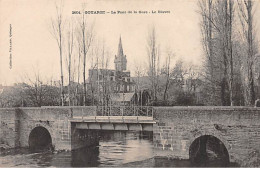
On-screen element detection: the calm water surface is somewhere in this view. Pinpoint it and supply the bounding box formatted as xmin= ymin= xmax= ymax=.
xmin=0 ymin=131 xmax=238 ymax=167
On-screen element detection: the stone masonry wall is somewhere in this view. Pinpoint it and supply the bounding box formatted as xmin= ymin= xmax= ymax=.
xmin=0 ymin=108 xmax=19 ymax=148
xmin=17 ymin=107 xmax=72 ymax=150
xmin=2 ymin=105 xmax=260 ymax=166
xmin=0 ymin=106 xmax=97 ymax=151
xmin=153 ymin=106 xmax=260 ymax=166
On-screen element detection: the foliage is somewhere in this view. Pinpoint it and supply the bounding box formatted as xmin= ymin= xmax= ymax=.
xmin=0 ymin=83 xmax=60 ymax=108
xmin=198 ymin=0 xmax=260 ymax=106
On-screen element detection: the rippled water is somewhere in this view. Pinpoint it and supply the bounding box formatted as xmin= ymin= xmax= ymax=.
xmin=0 ymin=131 xmax=238 ymax=168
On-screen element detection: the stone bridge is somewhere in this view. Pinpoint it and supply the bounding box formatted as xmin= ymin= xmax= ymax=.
xmin=0 ymin=106 xmax=260 ymax=166
xmin=153 ymin=107 xmax=260 ymax=166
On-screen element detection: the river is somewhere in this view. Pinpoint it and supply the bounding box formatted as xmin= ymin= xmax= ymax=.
xmin=0 ymin=131 xmax=238 ymax=168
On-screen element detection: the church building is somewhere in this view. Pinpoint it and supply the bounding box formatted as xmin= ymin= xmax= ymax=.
xmin=88 ymin=36 xmax=136 ymax=105
xmin=114 ymin=36 xmax=127 ymax=71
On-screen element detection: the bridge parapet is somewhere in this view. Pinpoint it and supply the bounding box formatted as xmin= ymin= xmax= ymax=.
xmin=70 ymin=116 xmax=155 ymax=124
xmin=96 ymin=106 xmax=153 ymax=117
xmin=41 ymin=106 xmax=97 ymax=117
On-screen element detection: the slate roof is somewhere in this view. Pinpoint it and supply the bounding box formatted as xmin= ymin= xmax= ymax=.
xmin=111 ymin=92 xmax=135 ymax=102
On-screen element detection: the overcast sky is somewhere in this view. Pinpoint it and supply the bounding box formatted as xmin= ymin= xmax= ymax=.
xmin=0 ymin=0 xmax=259 ymax=85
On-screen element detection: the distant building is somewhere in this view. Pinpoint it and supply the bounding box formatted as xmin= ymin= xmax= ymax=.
xmin=110 ymin=92 xmax=135 ymax=105
xmin=0 ymin=85 xmax=4 ymax=94
xmin=114 ymin=36 xmax=127 ymax=71
xmin=88 ymin=69 xmax=135 ymax=94
xmin=88 ymin=36 xmax=136 ymax=105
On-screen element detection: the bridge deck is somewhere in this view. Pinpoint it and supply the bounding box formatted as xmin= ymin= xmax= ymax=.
xmin=69 ymin=116 xmax=155 ymax=131
xmin=69 ymin=116 xmax=155 ymax=124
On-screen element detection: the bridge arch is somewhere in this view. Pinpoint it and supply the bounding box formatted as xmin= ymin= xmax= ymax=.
xmin=28 ymin=126 xmax=53 ymax=151
xmin=189 ymin=134 xmax=230 ymax=167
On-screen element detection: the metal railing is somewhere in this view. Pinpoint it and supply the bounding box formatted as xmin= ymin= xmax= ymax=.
xmin=96 ymin=106 xmax=153 ymax=117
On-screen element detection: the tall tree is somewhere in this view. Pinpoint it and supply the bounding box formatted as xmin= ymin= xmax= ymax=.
xmin=100 ymin=42 xmax=111 ymax=107
xmin=147 ymin=26 xmax=160 ymax=101
xmin=78 ymin=5 xmax=94 ymax=106
xmin=75 ymin=28 xmax=83 ymax=106
xmin=162 ymin=49 xmax=174 ymax=101
xmin=65 ymin=20 xmax=74 ymax=106
xmin=198 ymin=0 xmax=235 ymax=106
xmin=199 ymin=0 xmax=214 ymax=79
xmin=50 ymin=1 xmax=65 ymax=106
xmin=227 ymin=0 xmax=234 ymax=106
xmin=237 ymin=0 xmax=258 ymax=106
xmin=198 ymin=0 xmax=220 ymax=105
xmin=89 ymin=47 xmax=97 ymax=106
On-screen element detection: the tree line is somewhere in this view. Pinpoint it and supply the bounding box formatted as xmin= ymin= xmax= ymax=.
xmin=198 ymin=0 xmax=259 ymax=106
xmin=0 ymin=0 xmax=259 ymax=107
xmin=140 ymin=0 xmax=259 ymax=107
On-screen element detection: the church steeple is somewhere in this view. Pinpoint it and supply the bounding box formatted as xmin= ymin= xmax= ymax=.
xmin=117 ymin=36 xmax=124 ymax=57
xmin=114 ymin=36 xmax=127 ymax=71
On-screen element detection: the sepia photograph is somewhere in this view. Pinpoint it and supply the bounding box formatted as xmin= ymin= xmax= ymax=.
xmin=0 ymin=0 xmax=260 ymax=168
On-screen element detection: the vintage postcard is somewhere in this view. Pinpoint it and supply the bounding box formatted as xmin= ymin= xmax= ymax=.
xmin=0 ymin=0 xmax=260 ymax=168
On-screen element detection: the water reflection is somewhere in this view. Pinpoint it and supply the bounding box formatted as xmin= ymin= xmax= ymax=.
xmin=71 ymin=146 xmax=100 ymax=167
xmin=69 ymin=131 xmax=154 ymax=167
xmin=0 ymin=130 xmax=238 ymax=167
xmin=0 ymin=131 xmax=154 ymax=167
